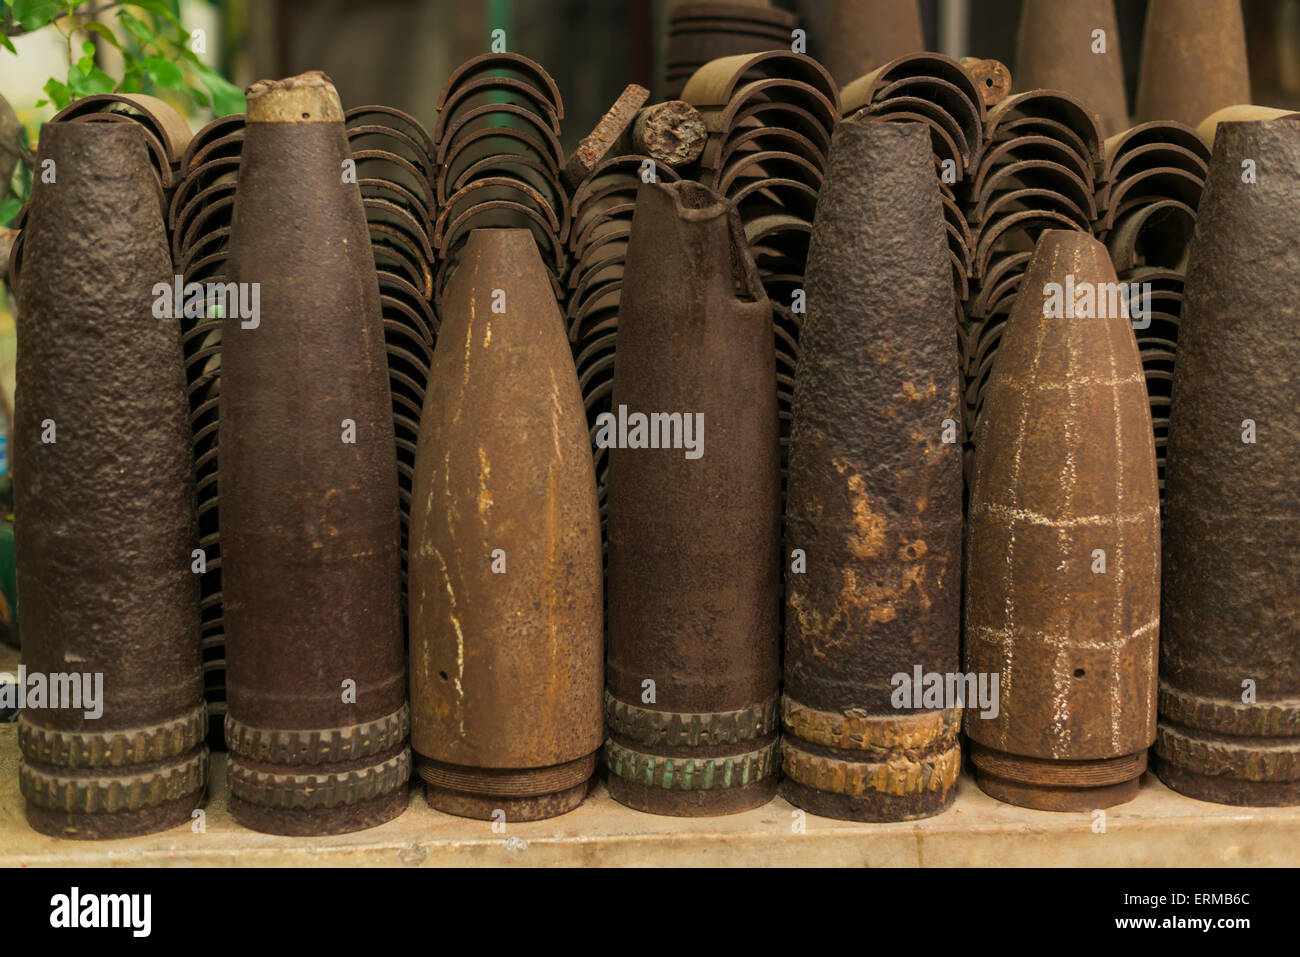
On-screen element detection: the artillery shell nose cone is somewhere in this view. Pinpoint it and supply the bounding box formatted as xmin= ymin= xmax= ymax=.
xmin=604 ymin=179 xmax=781 ymax=817
xmin=1014 ymin=0 xmax=1129 ymax=137
xmin=964 ymin=229 xmax=1161 ymax=813
xmin=823 ymin=0 xmax=925 ymax=88
xmin=245 ymin=70 xmax=344 ymax=123
xmin=221 ymin=79 xmax=409 ymax=835
xmin=15 ymin=123 xmax=207 ymax=839
xmin=1156 ymin=115 xmax=1300 ymax=806
xmin=409 ymin=228 xmax=604 ymax=823
xmin=1136 ymin=0 xmax=1251 ymax=129
xmin=781 ymin=115 xmax=964 ymax=823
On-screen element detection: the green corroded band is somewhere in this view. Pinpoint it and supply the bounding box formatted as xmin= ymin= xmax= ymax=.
xmin=604 ymin=691 xmax=779 ymax=748
xmin=603 ymin=738 xmax=778 ymax=791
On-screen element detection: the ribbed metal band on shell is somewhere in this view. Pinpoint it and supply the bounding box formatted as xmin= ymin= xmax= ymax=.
xmin=968 ymin=741 xmax=1146 ymax=787
xmin=1158 ymin=683 xmax=1300 ymax=738
xmin=1155 ymin=724 xmax=1300 ymax=782
xmin=18 ymin=703 xmax=207 ymax=769
xmin=224 ymin=704 xmax=410 ymax=764
xmin=781 ymin=696 xmax=962 ymax=751
xmin=604 ymin=692 xmax=779 ymax=748
xmin=781 ymin=738 xmax=961 ymax=797
xmin=603 ymin=738 xmax=777 ymax=791
xmin=227 ymin=749 xmax=411 ymax=810
xmin=19 ymin=750 xmax=208 ymax=813
xmin=417 ymin=752 xmax=597 ymax=797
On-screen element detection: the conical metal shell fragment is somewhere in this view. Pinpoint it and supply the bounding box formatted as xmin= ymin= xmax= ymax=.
xmin=965 ymin=230 xmax=1161 ymax=812
xmin=823 ymin=0 xmax=925 ymax=89
xmin=409 ymin=229 xmax=603 ymax=823
xmin=220 ymin=73 xmax=409 ymax=836
xmin=1155 ymin=116 xmax=1300 ymax=806
xmin=781 ymin=118 xmax=964 ymax=822
xmin=1136 ymin=0 xmax=1251 ymax=129
xmin=1014 ymin=0 xmax=1129 ymax=137
xmin=604 ymin=180 xmax=781 ymax=816
xmin=15 ymin=123 xmax=206 ymax=839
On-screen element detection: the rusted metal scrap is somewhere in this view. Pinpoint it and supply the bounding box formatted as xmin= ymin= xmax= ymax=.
xmin=409 ymin=228 xmax=604 ymax=822
xmin=1197 ymin=105 xmax=1299 ymax=148
xmin=965 ymin=229 xmax=1160 ymax=812
xmin=663 ymin=2 xmax=797 ymax=99
xmin=961 ymin=57 xmax=1013 ymax=108
xmin=823 ymin=0 xmax=924 ymax=89
xmin=221 ymin=72 xmax=409 ymax=835
xmin=1137 ymin=0 xmax=1251 ymax=129
xmin=1097 ymin=121 xmax=1210 ymax=498
xmin=564 ymin=83 xmax=651 ymax=190
xmin=1156 ymin=115 xmax=1300 ymax=806
xmin=1014 ymin=0 xmax=1129 ymax=137
xmin=604 ymin=180 xmax=780 ymax=816
xmin=345 ymin=105 xmax=438 ymax=622
xmin=568 ymin=156 xmax=682 ymax=540
xmin=434 ymin=53 xmax=569 ymax=304
xmin=15 ymin=123 xmax=206 ymax=839
xmin=681 ymin=51 xmax=840 ymax=493
xmin=167 ymin=112 xmax=247 ymax=749
xmin=628 ymin=100 xmax=707 ymax=170
xmin=782 ymin=118 xmax=963 ymax=822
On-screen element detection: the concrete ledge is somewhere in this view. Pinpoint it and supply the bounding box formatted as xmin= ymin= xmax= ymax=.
xmin=0 ymin=724 xmax=1297 ymax=867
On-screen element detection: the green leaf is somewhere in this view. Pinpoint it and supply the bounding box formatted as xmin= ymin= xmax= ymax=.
xmin=0 ymin=196 xmax=22 ymax=229
xmin=119 ymin=62 xmax=142 ymax=93
xmin=116 ymin=8 xmax=154 ymax=48
xmin=141 ymin=54 xmax=183 ymax=89
xmin=83 ymin=22 xmax=123 ymax=51
xmin=0 ymin=34 xmax=14 ymax=56
xmin=196 ymin=65 xmax=244 ymax=116
xmin=126 ymin=0 xmax=178 ymax=22
xmin=42 ymin=77 xmax=71 ymax=109
xmin=67 ymin=62 xmax=114 ymax=98
xmin=12 ymin=0 xmax=62 ymax=32
xmin=80 ymin=39 xmax=93 ymax=55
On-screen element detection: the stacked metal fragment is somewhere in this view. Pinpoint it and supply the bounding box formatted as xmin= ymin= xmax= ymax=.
xmin=567 ymin=156 xmax=680 ymax=533
xmin=1095 ymin=121 xmax=1210 ymax=496
xmin=840 ymin=53 xmax=986 ymax=395
xmin=961 ymin=90 xmax=1103 ymax=457
xmin=663 ymin=2 xmax=798 ymax=99
xmin=168 ymin=113 xmax=246 ymax=747
xmin=433 ymin=53 xmax=569 ymax=304
xmin=680 ymin=51 xmax=840 ymax=482
xmin=345 ymin=105 xmax=438 ymax=605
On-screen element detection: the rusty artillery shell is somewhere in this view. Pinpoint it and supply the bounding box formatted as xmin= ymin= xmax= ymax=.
xmin=1136 ymin=0 xmax=1251 ymax=129
xmin=15 ymin=123 xmax=206 ymax=839
xmin=1155 ymin=116 xmax=1300 ymax=806
xmin=965 ymin=229 xmax=1160 ymax=812
xmin=823 ymin=0 xmax=924 ymax=88
xmin=781 ymin=118 xmax=963 ymax=822
xmin=1014 ymin=0 xmax=1129 ymax=137
xmin=220 ymin=73 xmax=409 ymax=836
xmin=604 ymin=180 xmax=780 ymax=816
xmin=409 ymin=228 xmax=603 ymax=822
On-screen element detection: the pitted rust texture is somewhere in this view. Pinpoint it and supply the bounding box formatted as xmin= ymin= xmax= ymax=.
xmin=1198 ymin=106 xmax=1299 ymax=147
xmin=823 ymin=0 xmax=924 ymax=88
xmin=961 ymin=58 xmax=1013 ymax=108
xmin=344 ymin=105 xmax=438 ymax=623
xmin=1014 ymin=0 xmax=1129 ymax=137
xmin=964 ymin=229 xmax=1160 ymax=813
xmin=663 ymin=2 xmax=797 ymax=99
xmin=14 ymin=123 xmax=206 ymax=839
xmin=564 ymin=84 xmax=650 ymax=190
xmin=1155 ymin=116 xmax=1300 ymax=807
xmin=434 ymin=53 xmax=568 ymax=304
xmin=630 ymin=101 xmax=707 ymax=170
xmin=220 ymin=73 xmax=408 ymax=836
xmin=409 ymin=228 xmax=603 ymax=822
xmin=603 ymin=180 xmax=780 ymax=817
xmin=166 ymin=112 xmax=248 ymax=749
xmin=781 ymin=118 xmax=963 ymax=823
xmin=1097 ymin=121 xmax=1210 ymax=498
xmin=567 ymin=156 xmax=682 ymax=536
xmin=1136 ymin=0 xmax=1251 ymax=129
